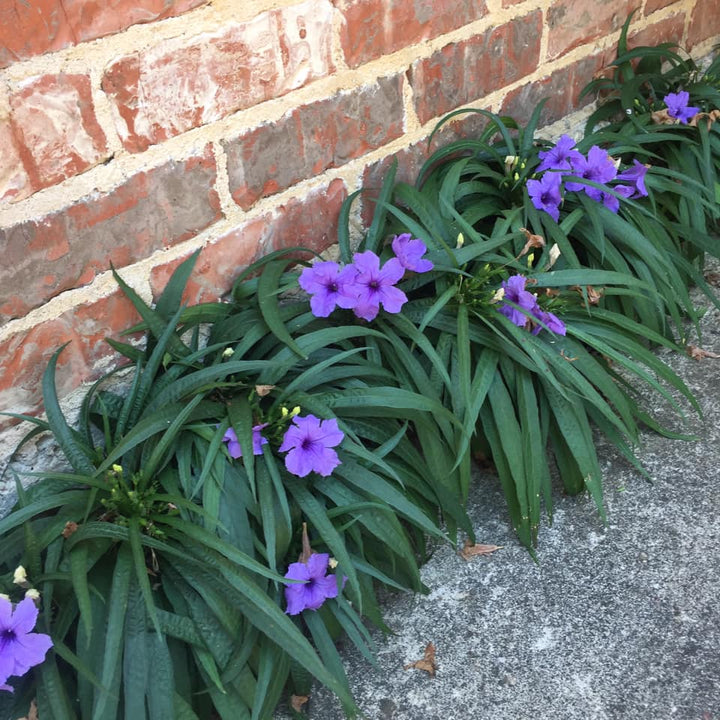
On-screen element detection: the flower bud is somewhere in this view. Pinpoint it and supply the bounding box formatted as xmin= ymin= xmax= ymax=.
xmin=291 ymin=406 xmax=301 ymax=417
xmin=13 ymin=566 xmax=27 ymax=586
xmin=0 ymin=593 xmax=10 ymax=601
xmin=25 ymin=588 xmax=40 ymax=602
xmin=112 ymin=464 xmax=123 ymax=474
xmin=456 ymin=233 xmax=464 ymax=249
xmin=328 ymin=557 xmax=339 ymax=569
xmin=222 ymin=347 xmax=234 ymax=358
xmin=491 ymin=287 xmax=505 ymax=304
xmin=281 ymin=407 xmax=289 ymax=418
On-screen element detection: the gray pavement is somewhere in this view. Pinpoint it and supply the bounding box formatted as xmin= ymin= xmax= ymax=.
xmin=286 ymin=299 xmax=720 ymax=720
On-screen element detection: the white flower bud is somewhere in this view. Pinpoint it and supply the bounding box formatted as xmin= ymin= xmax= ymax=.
xmin=13 ymin=566 xmax=27 ymax=586
xmin=25 ymin=588 xmax=40 ymax=601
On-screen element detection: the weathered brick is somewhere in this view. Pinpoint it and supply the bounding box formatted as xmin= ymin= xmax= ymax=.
xmin=102 ymin=0 xmax=335 ymax=153
xmin=224 ymin=76 xmax=404 ymax=210
xmin=409 ymin=11 xmax=543 ymax=126
xmin=9 ymin=74 xmax=109 ymax=193
xmin=547 ymin=0 xmax=635 ymax=60
xmin=629 ymin=14 xmax=685 ymax=49
xmin=687 ymin=0 xmax=720 ymax=49
xmin=644 ymin=0 xmax=680 ymax=15
xmin=150 ymin=179 xmax=348 ymax=304
xmin=500 ymin=54 xmax=605 ymax=128
xmin=0 ymin=0 xmax=208 ymax=69
xmin=336 ymin=0 xmax=487 ymax=68
xmin=0 ymin=121 xmax=30 ymax=203
xmin=0 ymin=288 xmax=141 ymax=426
xmin=0 ymin=146 xmax=221 ymax=324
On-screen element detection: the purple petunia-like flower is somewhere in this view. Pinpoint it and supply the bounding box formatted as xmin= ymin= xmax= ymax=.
xmin=223 ymin=425 xmax=269 ymax=458
xmin=391 ymin=233 xmax=434 ymax=273
xmin=536 ymin=134 xmax=584 ymax=173
xmin=279 ymin=414 xmax=344 ymax=477
xmin=498 ymin=275 xmax=566 ymax=336
xmin=664 ymin=91 xmax=700 ymax=124
xmin=349 ymin=251 xmax=408 ymax=322
xmin=498 ymin=275 xmax=539 ymax=328
xmin=532 ymin=308 xmax=566 ymax=336
xmin=600 ymin=184 xmax=635 ymax=214
xmin=299 ymin=261 xmax=359 ymax=318
xmin=565 ymin=146 xmax=617 ymax=199
xmin=284 ymin=553 xmax=341 ymax=615
xmin=0 ymin=597 xmax=53 ymax=693
xmin=616 ymin=160 xmax=649 ymax=198
xmin=527 ymin=172 xmax=563 ymax=221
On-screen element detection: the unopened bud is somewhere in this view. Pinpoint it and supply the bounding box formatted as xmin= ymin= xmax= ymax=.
xmin=456 ymin=233 xmax=464 ymax=249
xmin=281 ymin=407 xmax=289 ymax=418
xmin=491 ymin=287 xmax=505 ymax=304
xmin=328 ymin=557 xmax=339 ymax=569
xmin=291 ymin=406 xmax=301 ymax=418
xmin=222 ymin=347 xmax=234 ymax=358
xmin=547 ymin=244 xmax=561 ymax=269
xmin=13 ymin=566 xmax=27 ymax=586
xmin=112 ymin=464 xmax=123 ymax=474
xmin=25 ymin=588 xmax=40 ymax=602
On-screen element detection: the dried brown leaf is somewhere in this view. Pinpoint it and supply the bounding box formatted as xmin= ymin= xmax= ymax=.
xmin=255 ymin=384 xmax=276 ymax=397
xmin=571 ymin=285 xmax=603 ymax=305
xmin=61 ymin=521 xmax=78 ymax=539
xmin=460 ymin=540 xmax=503 ymax=560
xmin=290 ymin=695 xmax=309 ymax=712
xmin=686 ymin=345 xmax=720 ymax=360
xmin=404 ymin=642 xmax=437 ymax=677
xmin=516 ymin=227 xmax=546 ymax=259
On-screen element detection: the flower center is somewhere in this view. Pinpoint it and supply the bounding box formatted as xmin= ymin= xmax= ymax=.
xmin=368 ymin=280 xmax=380 ymax=290
xmin=327 ymin=282 xmax=338 ymax=292
xmin=1 ymin=629 xmax=15 ymax=642
xmin=301 ymin=438 xmax=314 ymax=451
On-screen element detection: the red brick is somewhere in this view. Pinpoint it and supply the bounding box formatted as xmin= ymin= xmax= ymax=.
xmin=409 ymin=11 xmax=543 ymax=126
xmin=644 ymin=0 xmax=680 ymax=14
xmin=0 ymin=288 xmax=141 ymax=428
xmin=102 ymin=0 xmax=335 ymax=153
xmin=150 ymin=179 xmax=348 ymax=304
xmin=336 ymin=0 xmax=487 ymax=68
xmin=687 ymin=0 xmax=720 ymax=49
xmin=547 ymin=0 xmax=635 ymax=60
xmin=224 ymin=75 xmax=405 ymax=211
xmin=9 ymin=74 xmax=109 ymax=193
xmin=0 ymin=121 xmax=30 ymax=204
xmin=0 ymin=146 xmax=221 ymax=324
xmin=500 ymin=54 xmax=605 ymax=128
xmin=629 ymin=14 xmax=685 ymax=49
xmin=0 ymin=0 xmax=209 ymax=69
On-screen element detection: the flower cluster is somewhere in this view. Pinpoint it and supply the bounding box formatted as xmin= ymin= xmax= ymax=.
xmin=222 ymin=414 xmax=344 ymax=478
xmin=299 ymin=234 xmax=433 ymax=321
xmin=0 ymin=596 xmax=53 ymax=693
xmin=497 ymin=275 xmax=566 ymax=336
xmin=527 ymin=135 xmax=649 ymax=221
xmin=663 ymin=91 xmax=700 ymax=124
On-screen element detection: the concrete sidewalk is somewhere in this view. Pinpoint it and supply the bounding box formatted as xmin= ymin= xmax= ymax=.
xmin=289 ymin=302 xmax=720 ymax=720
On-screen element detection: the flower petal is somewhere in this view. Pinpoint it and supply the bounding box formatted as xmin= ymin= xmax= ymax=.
xmin=11 ymin=632 xmax=53 ymax=676
xmin=9 ymin=598 xmax=38 ymax=635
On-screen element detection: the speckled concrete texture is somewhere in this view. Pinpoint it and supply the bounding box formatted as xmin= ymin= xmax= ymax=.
xmin=287 ymin=300 xmax=720 ymax=720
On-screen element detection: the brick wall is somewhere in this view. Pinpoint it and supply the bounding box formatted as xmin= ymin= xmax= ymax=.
xmin=0 ymin=0 xmax=717 ymax=442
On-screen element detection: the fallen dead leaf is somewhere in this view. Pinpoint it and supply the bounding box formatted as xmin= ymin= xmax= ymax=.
xmin=560 ymin=349 xmax=578 ymax=362
xmin=571 ymin=285 xmax=603 ymax=305
xmin=404 ymin=642 xmax=437 ymax=677
xmin=255 ymin=384 xmax=275 ymax=397
xmin=460 ymin=540 xmax=503 ymax=560
xmin=290 ymin=695 xmax=309 ymax=712
xmin=61 ymin=521 xmax=78 ymax=539
xmin=686 ymin=345 xmax=720 ymax=360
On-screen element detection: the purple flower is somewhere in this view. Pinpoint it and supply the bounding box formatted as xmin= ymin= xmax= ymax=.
xmin=616 ymin=160 xmax=648 ymax=198
xmin=349 ymin=251 xmax=408 ymax=322
xmin=600 ymin=184 xmax=635 ymax=213
xmin=498 ymin=275 xmax=539 ymax=328
xmin=536 ymin=135 xmax=584 ymax=173
xmin=391 ymin=233 xmax=434 ymax=273
xmin=664 ymin=91 xmax=700 ymax=124
xmin=223 ymin=425 xmax=269 ymax=459
xmin=279 ymin=414 xmax=344 ymax=477
xmin=527 ymin=172 xmax=563 ymax=221
xmin=298 ymin=261 xmax=358 ymax=318
xmin=284 ymin=553 xmax=341 ymax=615
xmin=0 ymin=597 xmax=53 ymax=693
xmin=565 ymin=146 xmax=617 ymax=198
xmin=532 ymin=308 xmax=566 ymax=336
